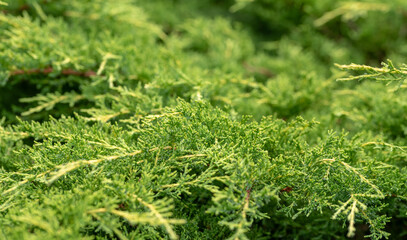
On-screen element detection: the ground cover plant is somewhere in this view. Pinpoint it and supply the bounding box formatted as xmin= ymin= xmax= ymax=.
xmin=0 ymin=0 xmax=406 ymax=239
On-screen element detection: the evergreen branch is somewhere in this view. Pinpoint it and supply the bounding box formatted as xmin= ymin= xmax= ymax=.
xmin=361 ymin=141 xmax=407 ymax=152
xmin=2 ymin=150 xmax=145 ymax=197
xmin=31 ymin=1 xmax=47 ymax=21
xmin=47 ymin=150 xmax=143 ymax=184
xmin=20 ymin=92 xmax=84 ymax=116
xmin=1 ymin=127 xmax=129 ymax=152
xmin=96 ymin=52 xmax=121 ymax=76
xmin=314 ymin=2 xmax=389 ymax=27
xmin=11 ymin=215 xmax=54 ymax=233
xmin=321 ymin=158 xmax=384 ymax=198
xmin=176 ymin=153 xmax=206 ymax=159
xmin=88 ymin=212 xmax=129 ymax=240
xmin=88 ymin=207 xmax=186 ymax=237
xmin=335 ymin=60 xmax=407 ymax=85
xmin=2 ymin=170 xmax=52 ymax=196
xmin=81 ymin=108 xmax=131 ymax=122
xmin=339 ymin=161 xmax=384 ymax=198
xmin=132 ymin=195 xmax=186 ymax=239
xmin=0 ymin=191 xmax=17 ymax=212
xmin=332 ymin=197 xmax=353 ymax=220
xmin=217 ymin=187 xmax=253 ymax=240
xmin=227 ymin=187 xmax=252 ymax=240
xmin=0 ymin=129 xmax=29 ymax=140
xmin=360 ymin=209 xmax=391 ymax=239
xmin=346 ymin=200 xmax=358 ymax=238
xmin=230 ymin=0 xmax=255 ymax=13
xmin=332 ymin=196 xmax=367 ymax=238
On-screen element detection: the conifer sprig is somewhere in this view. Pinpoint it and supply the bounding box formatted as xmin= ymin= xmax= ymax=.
xmin=336 ymin=60 xmax=407 ymax=88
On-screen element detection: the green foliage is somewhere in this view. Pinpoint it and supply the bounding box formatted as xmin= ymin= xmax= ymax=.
xmin=1 ymin=0 xmax=407 ymax=239
xmin=336 ymin=60 xmax=407 ymax=86
xmin=333 ymin=61 xmax=407 ymax=140
xmin=1 ymin=101 xmax=406 ymax=239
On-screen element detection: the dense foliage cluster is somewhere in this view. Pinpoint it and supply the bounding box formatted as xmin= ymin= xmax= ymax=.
xmin=0 ymin=0 xmax=406 ymax=239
